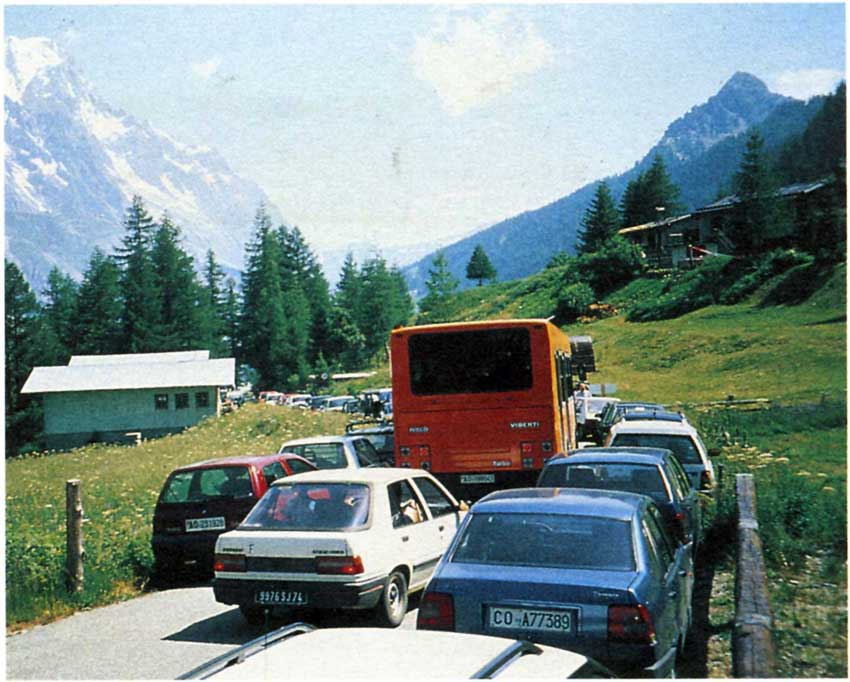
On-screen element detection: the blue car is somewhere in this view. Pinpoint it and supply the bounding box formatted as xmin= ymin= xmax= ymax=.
xmin=538 ymin=447 xmax=702 ymax=549
xmin=417 ymin=488 xmax=693 ymax=678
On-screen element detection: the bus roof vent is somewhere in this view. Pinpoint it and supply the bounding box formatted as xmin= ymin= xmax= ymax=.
xmin=569 ymin=336 xmax=596 ymax=373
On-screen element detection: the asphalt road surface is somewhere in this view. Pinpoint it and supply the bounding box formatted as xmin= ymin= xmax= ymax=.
xmin=6 ymin=584 xmax=419 ymax=679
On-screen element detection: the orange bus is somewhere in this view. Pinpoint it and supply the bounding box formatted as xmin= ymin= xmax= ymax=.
xmin=390 ymin=319 xmax=594 ymax=498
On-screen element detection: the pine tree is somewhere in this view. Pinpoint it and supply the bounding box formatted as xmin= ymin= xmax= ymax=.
xmin=5 ymin=260 xmax=44 ymax=454
xmin=240 ymin=205 xmax=291 ymax=389
xmin=115 ymin=196 xmax=161 ymax=352
xmin=70 ymin=249 xmax=123 ymax=355
xmin=221 ymin=277 xmax=242 ymax=363
xmin=620 ymin=155 xmax=682 ymax=227
xmin=465 ymin=245 xmax=497 ymax=285
xmin=277 ymin=225 xmax=331 ymax=366
xmin=731 ymin=130 xmax=789 ymax=253
xmin=41 ymin=266 xmax=79 ymax=363
xmin=576 ymin=182 xmax=622 ymax=254
xmin=151 ymin=214 xmax=204 ymax=351
xmin=418 ymin=251 xmax=458 ymax=323
xmin=356 ymin=256 xmax=397 ymax=361
xmin=199 ymin=250 xmax=227 ymax=356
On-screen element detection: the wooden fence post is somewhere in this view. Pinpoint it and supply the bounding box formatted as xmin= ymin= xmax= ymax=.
xmin=734 ymin=473 xmax=776 ymax=677
xmin=66 ymin=479 xmax=84 ymax=593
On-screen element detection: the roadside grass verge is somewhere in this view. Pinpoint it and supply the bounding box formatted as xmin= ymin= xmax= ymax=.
xmin=5 ymin=405 xmax=348 ymax=629
xmin=694 ymin=404 xmax=847 ymax=677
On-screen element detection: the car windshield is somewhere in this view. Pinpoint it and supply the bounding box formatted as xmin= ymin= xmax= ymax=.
xmin=611 ymin=433 xmax=702 ymax=464
xmin=284 ymin=442 xmax=348 ymax=469
xmin=539 ymin=463 xmax=670 ymax=501
xmin=240 ymin=483 xmax=371 ymax=530
xmin=452 ymin=512 xmax=635 ymax=571
xmin=159 ymin=466 xmax=253 ymax=503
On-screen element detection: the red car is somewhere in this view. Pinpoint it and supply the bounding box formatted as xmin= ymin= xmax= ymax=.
xmin=152 ymin=453 xmax=316 ymax=579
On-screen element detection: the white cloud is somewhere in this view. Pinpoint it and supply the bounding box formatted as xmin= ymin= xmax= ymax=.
xmin=191 ymin=57 xmax=222 ymax=81
xmin=412 ymin=10 xmax=554 ymax=116
xmin=770 ymin=69 xmax=844 ymax=100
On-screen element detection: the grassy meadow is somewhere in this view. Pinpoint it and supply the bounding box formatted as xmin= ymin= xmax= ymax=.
xmin=6 ymin=405 xmax=348 ymax=627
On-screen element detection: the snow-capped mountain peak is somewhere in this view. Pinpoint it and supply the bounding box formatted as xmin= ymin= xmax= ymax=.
xmin=5 ymin=35 xmax=278 ymax=290
xmin=5 ymin=36 xmax=65 ymax=103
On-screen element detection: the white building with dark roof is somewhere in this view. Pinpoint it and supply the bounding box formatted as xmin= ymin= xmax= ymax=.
xmin=21 ymin=351 xmax=235 ymax=450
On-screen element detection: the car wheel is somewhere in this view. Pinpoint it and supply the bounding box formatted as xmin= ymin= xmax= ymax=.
xmin=375 ymin=571 xmax=408 ymax=627
xmin=239 ymin=604 xmax=268 ymax=625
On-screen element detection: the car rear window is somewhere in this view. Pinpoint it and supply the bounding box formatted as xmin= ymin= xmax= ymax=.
xmin=286 ymin=443 xmax=347 ymax=469
xmin=159 ymin=466 xmax=253 ymax=503
xmin=240 ymin=483 xmax=370 ymax=530
xmin=539 ymin=463 xmax=670 ymax=501
xmin=452 ymin=512 xmax=634 ymax=571
xmin=611 ymin=433 xmax=702 ymax=464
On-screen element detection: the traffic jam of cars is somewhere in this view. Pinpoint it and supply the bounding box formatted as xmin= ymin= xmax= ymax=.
xmin=157 ymin=383 xmax=718 ymax=679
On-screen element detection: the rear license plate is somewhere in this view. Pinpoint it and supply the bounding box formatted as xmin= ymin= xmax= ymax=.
xmin=185 ymin=516 xmax=226 ymax=532
xmin=488 ymin=606 xmax=574 ymax=633
xmin=255 ymin=590 xmax=307 ymax=606
xmin=460 ymin=474 xmax=495 ymax=484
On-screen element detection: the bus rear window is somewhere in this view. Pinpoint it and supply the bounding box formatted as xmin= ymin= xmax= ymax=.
xmin=408 ymin=328 xmax=533 ymax=395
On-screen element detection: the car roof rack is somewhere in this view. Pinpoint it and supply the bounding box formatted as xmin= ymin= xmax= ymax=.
xmin=620 ymin=409 xmax=685 ymax=423
xmin=471 ymin=639 xmax=545 ymax=678
xmin=178 ymin=622 xmax=316 ymax=679
xmin=345 ymin=417 xmax=393 ymax=433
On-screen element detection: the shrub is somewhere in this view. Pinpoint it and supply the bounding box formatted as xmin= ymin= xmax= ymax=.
xmin=576 ymin=236 xmax=645 ymax=296
xmin=554 ymin=282 xmax=595 ymax=324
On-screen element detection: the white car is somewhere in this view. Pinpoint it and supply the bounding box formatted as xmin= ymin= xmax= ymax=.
xmin=605 ymin=417 xmax=716 ymax=492
xmin=321 ymin=395 xmax=356 ymax=412
xmin=212 ymin=468 xmax=465 ymax=626
xmin=179 ymin=624 xmax=614 ymax=679
xmin=278 ymin=434 xmax=386 ymax=469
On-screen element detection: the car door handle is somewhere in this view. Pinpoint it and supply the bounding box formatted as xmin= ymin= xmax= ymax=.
xmin=668 ymin=590 xmax=678 ymax=599
xmin=402 ymin=535 xmax=409 ymax=542
xmin=438 ymin=525 xmax=445 ymax=531
xmin=679 ymin=570 xmax=688 ymax=577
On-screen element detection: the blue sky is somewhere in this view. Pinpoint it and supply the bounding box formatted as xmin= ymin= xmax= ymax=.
xmin=5 ymin=3 xmax=846 ymax=257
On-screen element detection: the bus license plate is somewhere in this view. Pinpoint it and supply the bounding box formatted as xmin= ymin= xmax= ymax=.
xmin=255 ymin=590 xmax=307 ymax=606
xmin=460 ymin=474 xmax=495 ymax=484
xmin=488 ymin=606 xmax=574 ymax=634
xmin=185 ymin=516 xmax=225 ymax=532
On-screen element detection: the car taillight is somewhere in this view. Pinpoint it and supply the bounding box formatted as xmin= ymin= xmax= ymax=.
xmin=417 ymin=591 xmax=455 ymax=631
xmin=213 ymin=553 xmax=246 ymax=572
xmin=608 ymin=604 xmax=655 ymax=644
xmin=315 ymin=555 xmax=364 ymax=575
xmin=700 ymin=470 xmax=713 ymax=490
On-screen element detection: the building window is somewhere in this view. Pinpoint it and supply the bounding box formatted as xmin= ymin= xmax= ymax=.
xmin=155 ymin=394 xmax=168 ymax=410
xmin=175 ymin=393 xmax=190 ymax=409
xmin=195 ymin=391 xmax=210 ymax=408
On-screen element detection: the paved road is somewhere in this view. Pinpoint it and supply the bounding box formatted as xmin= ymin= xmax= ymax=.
xmin=6 ymin=584 xmax=419 ymax=679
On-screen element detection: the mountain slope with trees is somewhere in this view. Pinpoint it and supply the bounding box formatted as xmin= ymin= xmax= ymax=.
xmin=402 ymin=73 xmax=825 ymax=295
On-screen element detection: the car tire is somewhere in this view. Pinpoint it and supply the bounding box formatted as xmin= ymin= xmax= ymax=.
xmin=239 ymin=604 xmax=268 ymax=625
xmin=375 ymin=570 xmax=408 ymax=627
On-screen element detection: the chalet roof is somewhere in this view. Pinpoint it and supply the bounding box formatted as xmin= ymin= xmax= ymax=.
xmin=694 ymin=179 xmax=831 ymax=214
xmin=618 ymin=213 xmax=692 ymax=235
xmin=68 ymin=350 xmax=209 ymax=366
xmin=21 ymin=357 xmax=235 ymax=394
